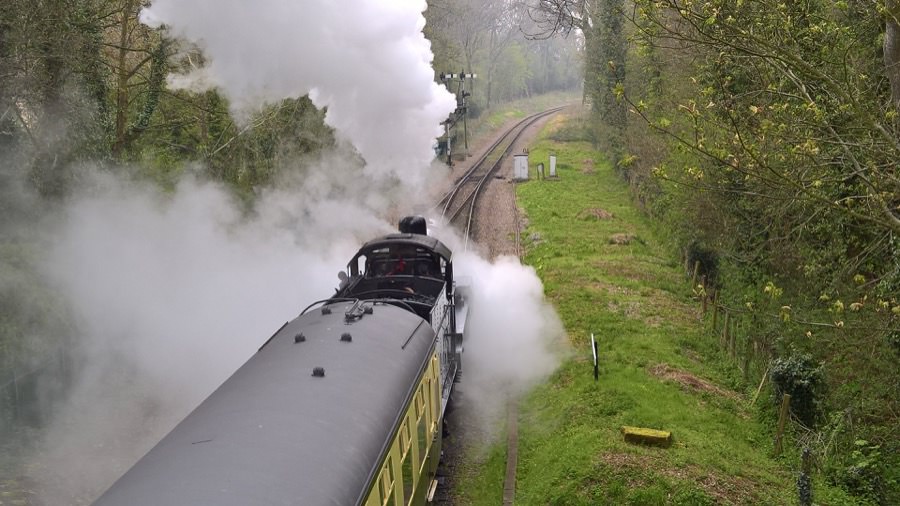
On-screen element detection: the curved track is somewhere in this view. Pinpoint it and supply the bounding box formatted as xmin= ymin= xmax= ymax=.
xmin=434 ymin=107 xmax=564 ymax=249
xmin=432 ymin=106 xmax=563 ymax=505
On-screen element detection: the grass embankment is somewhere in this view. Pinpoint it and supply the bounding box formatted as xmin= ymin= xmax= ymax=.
xmin=463 ymin=91 xmax=581 ymax=149
xmin=456 ymin=112 xmax=860 ymax=505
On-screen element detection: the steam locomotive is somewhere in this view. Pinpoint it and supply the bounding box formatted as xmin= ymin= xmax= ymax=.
xmin=95 ymin=216 xmax=469 ymax=505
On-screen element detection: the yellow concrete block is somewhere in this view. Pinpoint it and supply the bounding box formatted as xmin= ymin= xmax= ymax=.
xmin=621 ymin=426 xmax=672 ymax=447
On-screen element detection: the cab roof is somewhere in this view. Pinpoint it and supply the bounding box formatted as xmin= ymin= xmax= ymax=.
xmin=357 ymin=233 xmax=452 ymax=263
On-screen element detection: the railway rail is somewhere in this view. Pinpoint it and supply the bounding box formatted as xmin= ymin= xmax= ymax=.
xmin=434 ymin=107 xmax=565 ymax=250
xmin=432 ymin=106 xmax=563 ymax=505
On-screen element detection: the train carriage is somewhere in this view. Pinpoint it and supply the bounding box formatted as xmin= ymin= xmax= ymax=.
xmin=95 ymin=217 xmax=468 ymax=505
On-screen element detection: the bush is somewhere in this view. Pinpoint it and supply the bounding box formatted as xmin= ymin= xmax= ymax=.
xmin=685 ymin=241 xmax=719 ymax=287
xmin=770 ymin=352 xmax=825 ymax=427
xmin=828 ymin=440 xmax=890 ymax=504
xmin=887 ymin=330 xmax=900 ymax=357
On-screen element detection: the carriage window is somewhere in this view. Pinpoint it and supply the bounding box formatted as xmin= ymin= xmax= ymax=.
xmin=417 ymin=410 xmax=428 ymax=469
xmin=383 ymin=456 xmax=395 ymax=506
xmin=401 ymin=417 xmax=414 ymax=504
xmin=401 ymin=455 xmax=413 ymax=505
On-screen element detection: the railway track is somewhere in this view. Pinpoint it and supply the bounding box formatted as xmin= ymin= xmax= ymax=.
xmin=434 ymin=107 xmax=564 ymax=250
xmin=431 ymin=106 xmax=563 ymax=505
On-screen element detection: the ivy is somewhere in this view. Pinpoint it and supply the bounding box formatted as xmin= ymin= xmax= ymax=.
xmin=770 ymin=352 xmax=825 ymax=428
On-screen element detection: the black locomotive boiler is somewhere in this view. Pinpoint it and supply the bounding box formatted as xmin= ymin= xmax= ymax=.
xmin=95 ymin=216 xmax=469 ymax=505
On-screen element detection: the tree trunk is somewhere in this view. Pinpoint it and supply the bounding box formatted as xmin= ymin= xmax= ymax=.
xmin=885 ymin=1 xmax=900 ymax=111
xmin=113 ymin=0 xmax=136 ymax=156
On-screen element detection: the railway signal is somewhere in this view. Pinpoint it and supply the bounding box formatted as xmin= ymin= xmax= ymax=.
xmin=439 ymin=71 xmax=477 ymax=164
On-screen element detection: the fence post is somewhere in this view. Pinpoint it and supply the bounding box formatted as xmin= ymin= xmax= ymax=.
xmin=774 ymin=393 xmax=791 ymax=456
xmin=750 ymin=366 xmax=769 ymax=407
xmin=711 ymin=292 xmax=718 ymax=331
xmin=742 ymin=339 xmax=751 ymax=384
xmin=721 ymin=313 xmax=731 ymax=349
xmin=798 ymin=447 xmax=813 ymax=506
xmin=729 ymin=318 xmax=737 ymax=360
xmin=691 ymin=260 xmax=700 ymax=287
xmin=701 ymin=276 xmax=708 ymax=316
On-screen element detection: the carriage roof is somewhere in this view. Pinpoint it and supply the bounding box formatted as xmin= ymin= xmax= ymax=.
xmin=95 ymin=301 xmax=436 ymax=506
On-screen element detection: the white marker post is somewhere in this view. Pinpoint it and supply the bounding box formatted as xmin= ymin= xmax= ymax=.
xmin=591 ymin=333 xmax=598 ymax=380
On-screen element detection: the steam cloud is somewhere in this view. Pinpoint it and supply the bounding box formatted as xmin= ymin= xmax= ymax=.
xmin=435 ymin=232 xmax=566 ymax=438
xmin=29 ymin=163 xmax=398 ymax=503
xmin=10 ymin=1 xmax=564 ymax=502
xmin=140 ymin=0 xmax=456 ymax=188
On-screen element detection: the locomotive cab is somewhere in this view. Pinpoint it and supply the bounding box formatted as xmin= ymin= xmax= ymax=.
xmin=335 ymin=225 xmax=455 ymax=325
xmin=334 ymin=216 xmax=468 ymax=395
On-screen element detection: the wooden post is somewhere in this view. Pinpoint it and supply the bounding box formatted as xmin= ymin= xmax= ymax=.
xmin=801 ymin=446 xmax=812 ymax=474
xmin=742 ymin=339 xmax=751 ymax=384
xmin=799 ymin=447 xmax=813 ymax=506
xmin=691 ymin=260 xmax=700 ymax=287
xmin=729 ymin=318 xmax=737 ymax=360
xmin=750 ymin=366 xmax=769 ymax=406
xmin=711 ymin=292 xmax=719 ymax=331
xmin=774 ymin=393 xmax=791 ymax=456
xmin=721 ymin=313 xmax=731 ymax=349
xmin=701 ymin=276 xmax=708 ymax=316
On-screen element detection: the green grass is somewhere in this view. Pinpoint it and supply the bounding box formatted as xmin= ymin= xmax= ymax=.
xmin=454 ymin=113 xmax=863 ymax=505
xmin=465 ymin=91 xmax=581 ymax=146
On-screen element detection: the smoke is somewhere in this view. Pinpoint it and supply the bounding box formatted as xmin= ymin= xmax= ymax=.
xmin=4 ymin=1 xmax=565 ymax=502
xmin=140 ymin=0 xmax=456 ymax=189
xmin=25 ymin=172 xmax=565 ymax=501
xmin=21 ymin=4 xmax=457 ymax=494
xmin=434 ymin=230 xmax=567 ymax=438
xmin=27 ymin=156 xmax=400 ymax=503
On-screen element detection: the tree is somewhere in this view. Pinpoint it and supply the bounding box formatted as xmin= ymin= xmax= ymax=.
xmin=527 ymin=0 xmax=626 ymax=162
xmin=884 ymin=0 xmax=900 ymax=109
xmin=627 ymin=0 xmax=900 ymax=245
xmin=108 ymin=0 xmax=167 ymax=157
xmin=0 ymin=0 xmax=111 ymax=197
xmin=484 ymin=1 xmax=525 ymax=107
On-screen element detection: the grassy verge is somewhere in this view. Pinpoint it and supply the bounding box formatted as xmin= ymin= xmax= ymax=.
xmin=455 ymin=111 xmax=862 ymax=505
xmin=464 ymin=91 xmax=581 ymax=147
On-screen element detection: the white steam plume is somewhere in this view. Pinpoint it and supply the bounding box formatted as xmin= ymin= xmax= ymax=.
xmin=433 ymin=230 xmax=567 ymax=437
xmin=18 ymin=1 xmax=565 ymax=501
xmin=140 ymin=0 xmax=456 ymax=187
xmin=30 ymin=163 xmax=397 ymax=503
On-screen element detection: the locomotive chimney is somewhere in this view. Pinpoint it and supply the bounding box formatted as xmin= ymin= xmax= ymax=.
xmin=398 ymin=215 xmax=427 ymax=235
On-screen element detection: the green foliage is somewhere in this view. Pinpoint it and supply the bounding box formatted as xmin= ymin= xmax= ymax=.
xmin=0 ymin=243 xmax=73 ymax=366
xmin=547 ymin=116 xmax=593 ymax=144
xmin=451 ymin=116 xmax=870 ymax=505
xmin=605 ymin=1 xmax=900 ymax=501
xmin=770 ymin=352 xmax=825 ymax=428
xmin=685 ymin=241 xmax=719 ymax=287
xmin=829 ymin=440 xmax=890 ymax=504
xmin=586 ymin=0 xmax=627 ymax=166
xmin=888 ymin=330 xmax=900 ymax=357
xmin=424 ymin=0 xmax=581 ymax=110
xmin=485 ymin=43 xmax=532 ymax=104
